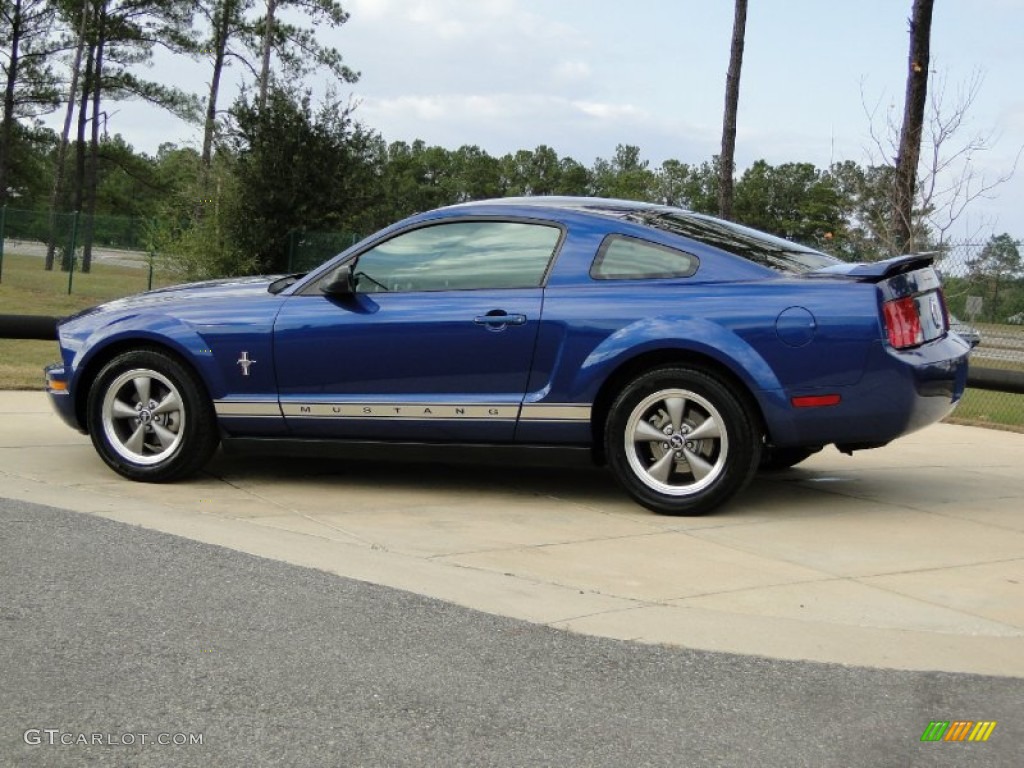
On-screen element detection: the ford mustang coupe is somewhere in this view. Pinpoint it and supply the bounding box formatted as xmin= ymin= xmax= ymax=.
xmin=45 ymin=197 xmax=971 ymax=515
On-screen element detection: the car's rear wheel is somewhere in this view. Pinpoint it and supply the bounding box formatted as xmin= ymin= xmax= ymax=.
xmin=87 ymin=349 xmax=218 ymax=482
xmin=605 ymin=367 xmax=761 ymax=515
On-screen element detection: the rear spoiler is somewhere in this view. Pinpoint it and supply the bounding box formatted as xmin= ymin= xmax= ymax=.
xmin=808 ymin=254 xmax=935 ymax=281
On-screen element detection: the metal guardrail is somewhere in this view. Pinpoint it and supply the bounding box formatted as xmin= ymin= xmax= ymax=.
xmin=4 ymin=314 xmax=1023 ymax=394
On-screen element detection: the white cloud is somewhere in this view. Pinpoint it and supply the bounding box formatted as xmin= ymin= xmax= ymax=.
xmin=370 ymin=0 xmax=582 ymax=49
xmin=366 ymin=95 xmax=449 ymax=121
xmin=999 ymin=101 xmax=1024 ymax=134
xmin=553 ymin=60 xmax=592 ymax=84
xmin=345 ymin=0 xmax=396 ymax=21
xmin=571 ymin=101 xmax=646 ymax=121
xmin=338 ymin=0 xmax=590 ymax=101
xmin=407 ymin=3 xmax=469 ymax=40
xmin=356 ymin=90 xmax=715 ymax=165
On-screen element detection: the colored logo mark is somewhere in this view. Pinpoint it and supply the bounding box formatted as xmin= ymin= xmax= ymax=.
xmin=921 ymin=721 xmax=997 ymax=742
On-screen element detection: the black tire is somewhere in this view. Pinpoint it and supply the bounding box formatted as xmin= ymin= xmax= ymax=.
xmin=86 ymin=349 xmax=219 ymax=482
xmin=605 ymin=367 xmax=761 ymax=516
xmin=759 ymin=446 xmax=821 ymax=472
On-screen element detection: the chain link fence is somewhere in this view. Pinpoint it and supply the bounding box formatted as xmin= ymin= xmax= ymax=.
xmin=932 ymin=240 xmax=1024 ymax=429
xmin=286 ymin=229 xmax=363 ymax=272
xmin=0 ymin=206 xmax=167 ymax=299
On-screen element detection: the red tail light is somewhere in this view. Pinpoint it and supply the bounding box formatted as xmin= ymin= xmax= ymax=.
xmin=791 ymin=394 xmax=841 ymax=408
xmin=883 ymin=297 xmax=923 ymax=349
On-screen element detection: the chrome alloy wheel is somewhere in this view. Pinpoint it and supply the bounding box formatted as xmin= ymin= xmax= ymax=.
xmin=100 ymin=368 xmax=186 ymax=465
xmin=624 ymin=388 xmax=728 ymax=496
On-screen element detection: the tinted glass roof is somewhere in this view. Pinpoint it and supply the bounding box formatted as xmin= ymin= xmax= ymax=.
xmin=456 ymin=197 xmax=839 ymax=274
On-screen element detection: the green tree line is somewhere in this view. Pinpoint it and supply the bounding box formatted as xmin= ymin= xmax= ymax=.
xmin=2 ymin=0 xmax=357 ymax=270
xmin=2 ymin=1 xmax=1021 ymax=323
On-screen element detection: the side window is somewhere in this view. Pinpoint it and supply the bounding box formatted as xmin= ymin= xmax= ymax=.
xmin=590 ymin=235 xmax=699 ymax=280
xmin=353 ymin=221 xmax=561 ymax=293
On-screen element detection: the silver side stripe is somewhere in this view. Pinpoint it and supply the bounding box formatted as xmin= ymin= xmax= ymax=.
xmin=214 ymin=401 xmax=282 ymax=417
xmin=519 ymin=404 xmax=592 ymax=422
xmin=215 ymin=400 xmax=592 ymax=422
xmin=282 ymin=403 xmax=519 ymax=420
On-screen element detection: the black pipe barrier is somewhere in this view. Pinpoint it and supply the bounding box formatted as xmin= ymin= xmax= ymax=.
xmin=968 ymin=366 xmax=1024 ymax=395
xmin=0 ymin=313 xmax=1023 ymax=394
xmin=0 ymin=314 xmax=60 ymax=340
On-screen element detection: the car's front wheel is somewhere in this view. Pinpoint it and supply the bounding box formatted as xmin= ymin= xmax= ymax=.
xmin=87 ymin=349 xmax=219 ymax=482
xmin=605 ymin=367 xmax=761 ymax=515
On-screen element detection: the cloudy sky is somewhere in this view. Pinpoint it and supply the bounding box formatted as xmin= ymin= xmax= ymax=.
xmin=106 ymin=0 xmax=1024 ymax=239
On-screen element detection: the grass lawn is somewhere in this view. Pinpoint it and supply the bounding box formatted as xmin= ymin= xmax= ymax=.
xmin=0 ymin=339 xmax=63 ymax=389
xmin=0 ymin=250 xmax=177 ymax=389
xmin=946 ymin=389 xmax=1024 ymax=431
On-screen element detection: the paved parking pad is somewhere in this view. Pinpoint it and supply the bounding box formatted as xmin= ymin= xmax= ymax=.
xmin=1 ymin=391 xmax=1022 ymax=676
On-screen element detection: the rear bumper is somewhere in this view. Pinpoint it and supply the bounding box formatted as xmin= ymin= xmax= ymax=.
xmin=764 ymin=334 xmax=971 ymax=448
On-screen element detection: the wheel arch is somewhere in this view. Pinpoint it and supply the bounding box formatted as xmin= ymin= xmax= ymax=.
xmin=589 ymin=348 xmax=768 ymax=464
xmin=72 ymin=338 xmax=216 ymax=434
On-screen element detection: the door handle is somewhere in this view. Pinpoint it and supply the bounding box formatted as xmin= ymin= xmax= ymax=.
xmin=474 ymin=311 xmax=527 ymax=330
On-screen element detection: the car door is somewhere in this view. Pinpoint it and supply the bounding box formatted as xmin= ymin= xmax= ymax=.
xmin=273 ymin=219 xmax=563 ymax=441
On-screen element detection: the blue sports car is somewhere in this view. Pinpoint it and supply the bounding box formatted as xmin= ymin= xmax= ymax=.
xmin=45 ymin=197 xmax=971 ymax=515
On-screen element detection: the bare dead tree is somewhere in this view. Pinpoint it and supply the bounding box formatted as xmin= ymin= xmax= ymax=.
xmin=45 ymin=0 xmax=90 ymax=270
xmin=202 ymin=0 xmax=239 ymax=171
xmin=892 ymin=0 xmax=934 ymax=254
xmin=257 ymin=0 xmax=277 ymax=113
xmin=78 ymin=0 xmax=109 ymax=274
xmin=718 ymin=0 xmax=747 ymax=220
xmin=862 ymin=69 xmax=1021 ymax=254
xmin=918 ymin=71 xmax=1022 ymax=245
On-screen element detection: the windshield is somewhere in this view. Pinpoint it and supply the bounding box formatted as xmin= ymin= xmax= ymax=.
xmin=624 ymin=210 xmax=840 ymax=274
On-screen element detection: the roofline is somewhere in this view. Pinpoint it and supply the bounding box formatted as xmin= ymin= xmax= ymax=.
xmin=444 ymin=196 xmax=686 ymax=214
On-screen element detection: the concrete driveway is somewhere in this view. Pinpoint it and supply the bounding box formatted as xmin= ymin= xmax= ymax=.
xmin=2 ymin=390 xmax=1022 ymax=677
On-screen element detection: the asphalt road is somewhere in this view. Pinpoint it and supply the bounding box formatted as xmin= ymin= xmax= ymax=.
xmin=1 ymin=498 xmax=1021 ymax=768
xmin=3 ymin=239 xmax=152 ymax=270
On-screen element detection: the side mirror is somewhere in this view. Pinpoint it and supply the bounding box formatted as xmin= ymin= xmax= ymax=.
xmin=320 ymin=264 xmax=355 ymax=296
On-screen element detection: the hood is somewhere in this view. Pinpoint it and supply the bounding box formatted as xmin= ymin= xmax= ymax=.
xmin=116 ymin=275 xmax=280 ymax=303
xmin=62 ymin=276 xmax=283 ymax=324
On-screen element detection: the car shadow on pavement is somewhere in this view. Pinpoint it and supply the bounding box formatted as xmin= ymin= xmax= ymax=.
xmin=201 ymin=450 xmax=852 ymax=520
xmin=205 ymin=450 xmax=620 ymax=500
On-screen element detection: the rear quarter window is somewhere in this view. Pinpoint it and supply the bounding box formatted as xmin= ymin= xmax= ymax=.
xmin=623 ymin=211 xmax=838 ymax=275
xmin=591 ymin=235 xmax=699 ymax=280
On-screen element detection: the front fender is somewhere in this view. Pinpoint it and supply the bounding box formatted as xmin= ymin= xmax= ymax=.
xmin=70 ymin=313 xmax=230 ymax=401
